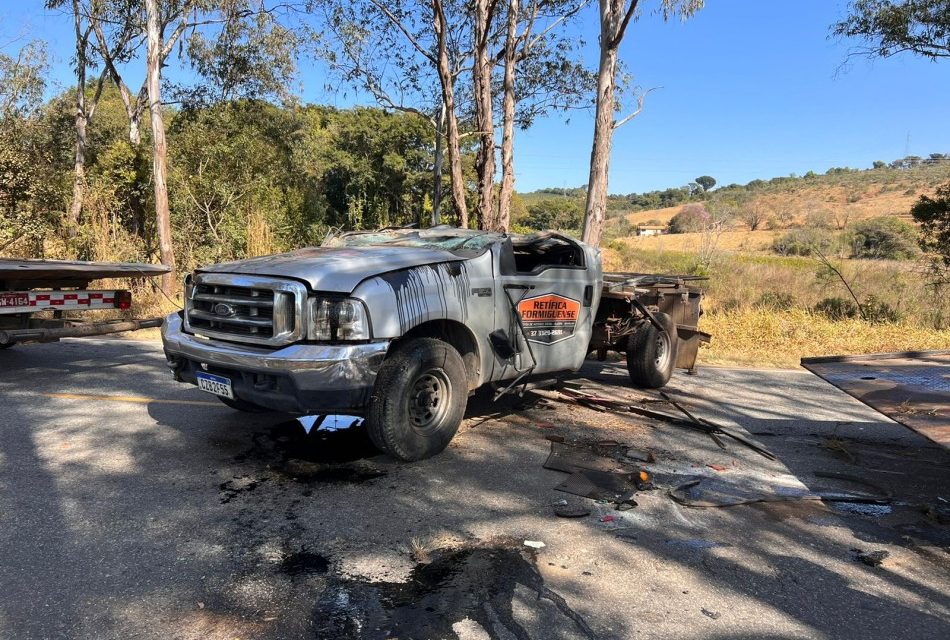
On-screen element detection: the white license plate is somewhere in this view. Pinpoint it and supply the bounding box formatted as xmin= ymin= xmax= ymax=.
xmin=196 ymin=372 xmax=234 ymax=399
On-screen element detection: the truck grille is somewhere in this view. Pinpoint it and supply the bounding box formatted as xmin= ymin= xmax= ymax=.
xmin=184 ymin=273 xmax=307 ymax=347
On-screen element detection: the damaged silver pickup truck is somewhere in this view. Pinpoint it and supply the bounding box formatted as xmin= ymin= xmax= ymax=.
xmin=162 ymin=228 xmax=709 ymax=460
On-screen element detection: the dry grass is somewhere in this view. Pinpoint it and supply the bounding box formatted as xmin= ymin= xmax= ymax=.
xmin=617 ymin=229 xmax=783 ymax=253
xmin=604 ymin=244 xmax=950 ymax=368
xmin=699 ymin=309 xmax=950 ymax=368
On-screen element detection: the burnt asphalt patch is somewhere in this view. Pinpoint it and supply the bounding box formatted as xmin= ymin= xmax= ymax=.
xmin=314 ymin=542 xmax=598 ymax=640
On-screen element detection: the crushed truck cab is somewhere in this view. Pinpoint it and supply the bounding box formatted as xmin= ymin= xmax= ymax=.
xmin=162 ymin=228 xmax=708 ymax=460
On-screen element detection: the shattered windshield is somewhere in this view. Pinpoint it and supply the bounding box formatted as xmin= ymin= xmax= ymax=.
xmin=326 ymin=230 xmax=502 ymax=255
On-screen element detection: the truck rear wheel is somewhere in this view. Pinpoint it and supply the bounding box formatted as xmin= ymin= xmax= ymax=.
xmin=367 ymin=337 xmax=467 ymax=461
xmin=627 ymin=312 xmax=677 ymax=389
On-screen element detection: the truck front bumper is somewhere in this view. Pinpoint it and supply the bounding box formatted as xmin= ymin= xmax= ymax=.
xmin=161 ymin=312 xmax=390 ymax=414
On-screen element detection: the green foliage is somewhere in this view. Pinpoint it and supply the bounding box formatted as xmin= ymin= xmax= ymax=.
xmin=668 ymin=203 xmax=709 ymax=233
xmin=695 ymin=175 xmax=716 ymax=191
xmin=861 ymin=294 xmax=901 ymax=323
xmin=911 ymin=181 xmax=950 ymax=271
xmin=523 ymin=198 xmax=582 ymax=230
xmin=847 ymin=216 xmax=919 ymax=259
xmin=814 ymin=296 xmax=859 ymax=320
xmin=771 ymin=228 xmax=836 ymax=256
xmin=832 ymin=0 xmax=950 ymax=60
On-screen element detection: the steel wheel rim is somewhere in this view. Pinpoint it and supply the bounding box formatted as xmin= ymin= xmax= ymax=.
xmin=408 ymin=368 xmax=452 ymax=434
xmin=654 ymin=331 xmax=671 ymax=370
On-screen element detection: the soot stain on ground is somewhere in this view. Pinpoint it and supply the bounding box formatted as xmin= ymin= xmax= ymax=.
xmin=312 ymin=544 xmax=599 ymax=640
xmin=219 ymin=476 xmax=266 ymax=504
xmin=280 ymin=549 xmax=331 ymax=578
xmin=231 ymin=419 xmax=387 ymax=488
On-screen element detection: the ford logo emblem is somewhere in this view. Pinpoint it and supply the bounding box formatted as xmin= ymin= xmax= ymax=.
xmin=213 ymin=303 xmax=236 ymax=317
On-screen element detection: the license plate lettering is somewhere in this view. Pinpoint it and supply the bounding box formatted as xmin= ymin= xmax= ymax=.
xmin=196 ymin=372 xmax=234 ymax=399
xmin=0 ymin=293 xmax=29 ymax=308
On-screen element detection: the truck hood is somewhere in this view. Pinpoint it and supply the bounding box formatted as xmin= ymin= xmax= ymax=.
xmin=197 ymin=246 xmax=466 ymax=293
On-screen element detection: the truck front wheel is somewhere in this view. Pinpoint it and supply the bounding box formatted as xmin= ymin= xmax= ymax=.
xmin=367 ymin=337 xmax=467 ymax=461
xmin=626 ymin=312 xmax=678 ymax=389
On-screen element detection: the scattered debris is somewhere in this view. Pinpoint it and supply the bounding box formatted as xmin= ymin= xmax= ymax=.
xmin=523 ymin=540 xmax=546 ymax=549
xmin=555 ymin=469 xmax=637 ymax=501
xmin=554 ymin=503 xmax=592 ymax=518
xmin=853 ymin=549 xmax=890 ymax=567
xmin=624 ymin=448 xmax=655 ymax=463
xmin=701 ymin=608 xmax=722 ymax=620
xmin=706 ymin=463 xmax=728 ymax=472
xmin=669 ymin=472 xmax=891 ymax=508
xmin=599 ymin=515 xmax=616 ymax=523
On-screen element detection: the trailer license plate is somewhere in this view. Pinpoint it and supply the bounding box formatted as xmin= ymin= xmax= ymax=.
xmin=196 ymin=372 xmax=233 ymax=399
xmin=0 ymin=293 xmax=29 ymax=308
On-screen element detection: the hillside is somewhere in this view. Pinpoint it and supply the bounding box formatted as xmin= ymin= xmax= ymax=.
xmin=523 ymin=157 xmax=950 ymax=367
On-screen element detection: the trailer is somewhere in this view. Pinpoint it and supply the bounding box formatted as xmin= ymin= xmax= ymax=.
xmin=0 ymin=258 xmax=170 ymax=347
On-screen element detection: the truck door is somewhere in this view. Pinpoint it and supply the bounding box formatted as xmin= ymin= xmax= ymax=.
xmin=494 ymin=234 xmax=601 ymax=378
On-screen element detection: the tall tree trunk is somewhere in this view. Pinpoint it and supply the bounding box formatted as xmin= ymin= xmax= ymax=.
xmin=68 ymin=74 xmax=87 ymax=241
xmin=473 ymin=0 xmax=497 ymax=231
xmin=66 ymin=0 xmax=88 ymax=240
xmin=583 ymin=0 xmax=634 ymax=247
xmin=431 ymin=102 xmax=445 ymax=226
xmin=433 ymin=0 xmax=469 ymax=228
xmin=145 ymin=0 xmax=177 ymax=296
xmin=582 ymin=43 xmax=618 ymax=247
xmin=498 ymin=0 xmax=519 ymax=233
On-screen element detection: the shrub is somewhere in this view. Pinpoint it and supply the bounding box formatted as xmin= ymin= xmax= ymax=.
xmin=668 ymin=203 xmax=709 ymax=233
xmin=861 ymin=295 xmax=900 ymax=323
xmin=524 ymin=198 xmax=582 ymax=231
xmin=847 ymin=216 xmax=919 ymax=260
xmin=814 ymin=297 xmax=859 ymax=320
xmin=772 ymin=228 xmax=835 ymax=256
xmin=755 ymin=291 xmax=796 ymax=310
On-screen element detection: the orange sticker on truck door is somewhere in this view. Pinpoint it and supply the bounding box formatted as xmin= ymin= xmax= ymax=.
xmin=517 ymin=293 xmax=580 ymax=344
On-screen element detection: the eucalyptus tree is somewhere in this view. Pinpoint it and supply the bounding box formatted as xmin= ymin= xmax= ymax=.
xmin=582 ymin=0 xmax=703 ymax=247
xmin=833 ymin=0 xmax=950 ymax=61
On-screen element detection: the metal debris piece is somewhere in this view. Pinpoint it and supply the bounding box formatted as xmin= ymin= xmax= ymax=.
xmin=523 ymin=540 xmax=546 ymax=549
xmin=669 ymin=473 xmax=890 ymax=508
xmin=543 ymin=441 xmax=631 ymax=474
xmin=660 ymin=390 xmax=776 ymax=460
xmin=853 ymin=549 xmax=890 ymax=567
xmin=554 ymin=503 xmax=592 ymax=518
xmin=555 ymin=470 xmax=636 ymax=501
xmin=701 ymin=608 xmax=722 ymax=620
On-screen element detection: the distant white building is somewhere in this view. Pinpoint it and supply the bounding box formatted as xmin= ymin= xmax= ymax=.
xmin=636 ymin=225 xmax=667 ymax=237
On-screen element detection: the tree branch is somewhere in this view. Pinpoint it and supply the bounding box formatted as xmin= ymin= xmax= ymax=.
xmin=613 ymin=86 xmax=658 ymax=129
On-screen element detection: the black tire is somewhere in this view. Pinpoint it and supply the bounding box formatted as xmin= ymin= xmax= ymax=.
xmin=366 ymin=337 xmax=467 ymax=461
xmin=626 ymin=312 xmax=678 ymax=389
xmin=218 ymin=396 xmax=274 ymax=413
xmin=0 ymin=343 xmax=14 ymax=350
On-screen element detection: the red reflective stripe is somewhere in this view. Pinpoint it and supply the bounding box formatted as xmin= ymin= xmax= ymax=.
xmin=102 ymin=298 xmax=114 ymax=304
xmin=50 ymin=300 xmax=64 ymax=306
xmin=64 ymin=294 xmax=78 ymax=300
xmin=35 ymin=294 xmax=50 ymax=300
xmin=89 ymin=293 xmax=103 ymax=299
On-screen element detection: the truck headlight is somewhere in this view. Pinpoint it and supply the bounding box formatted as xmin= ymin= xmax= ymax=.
xmin=307 ymin=298 xmax=371 ymax=341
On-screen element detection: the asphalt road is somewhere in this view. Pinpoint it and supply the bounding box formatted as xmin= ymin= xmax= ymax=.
xmin=0 ymin=338 xmax=948 ymax=640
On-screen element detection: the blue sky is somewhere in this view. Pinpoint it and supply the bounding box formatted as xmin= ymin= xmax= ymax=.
xmin=3 ymin=1 xmax=949 ymax=195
